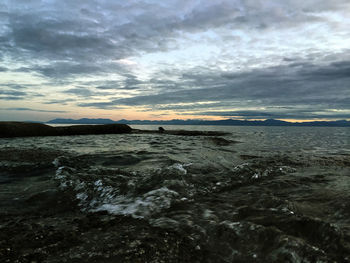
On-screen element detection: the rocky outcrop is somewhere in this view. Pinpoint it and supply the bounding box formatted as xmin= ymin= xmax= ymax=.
xmin=54 ymin=124 xmax=132 ymax=136
xmin=0 ymin=122 xmax=57 ymax=138
xmin=0 ymin=122 xmax=132 ymax=138
xmin=132 ymin=129 xmax=230 ymax=136
xmin=0 ymin=122 xmax=230 ymax=138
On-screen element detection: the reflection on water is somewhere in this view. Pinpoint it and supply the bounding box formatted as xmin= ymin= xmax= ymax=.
xmin=0 ymin=125 xmax=349 ymax=262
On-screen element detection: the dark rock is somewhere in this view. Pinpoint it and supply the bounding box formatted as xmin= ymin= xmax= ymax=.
xmin=158 ymin=127 xmax=165 ymax=133
xmin=0 ymin=122 xmax=132 ymax=138
xmin=0 ymin=122 xmax=57 ymax=138
xmin=167 ymin=130 xmax=228 ymax=136
xmin=132 ymin=129 xmax=230 ymax=136
xmin=55 ymin=124 xmax=132 ymax=136
xmin=209 ymin=137 xmax=237 ymax=146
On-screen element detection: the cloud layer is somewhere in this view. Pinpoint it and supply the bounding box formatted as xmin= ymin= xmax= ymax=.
xmin=1 ymin=0 xmax=349 ymax=121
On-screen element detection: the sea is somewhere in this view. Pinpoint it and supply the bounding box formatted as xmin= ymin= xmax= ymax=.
xmin=1 ymin=125 xmax=350 ymax=262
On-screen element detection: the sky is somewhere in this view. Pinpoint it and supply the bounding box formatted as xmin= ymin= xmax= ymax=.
xmin=0 ymin=0 xmax=349 ymax=122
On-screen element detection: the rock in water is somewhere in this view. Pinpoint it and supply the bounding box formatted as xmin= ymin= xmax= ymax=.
xmin=0 ymin=122 xmax=132 ymax=138
xmin=0 ymin=122 xmax=57 ymax=137
xmin=55 ymin=124 xmax=132 ymax=136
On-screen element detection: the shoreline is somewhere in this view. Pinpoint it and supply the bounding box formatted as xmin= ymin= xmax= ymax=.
xmin=0 ymin=122 xmax=229 ymax=138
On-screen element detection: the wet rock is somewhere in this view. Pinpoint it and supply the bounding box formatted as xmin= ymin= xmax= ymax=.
xmin=132 ymin=129 xmax=230 ymax=136
xmin=0 ymin=122 xmax=132 ymax=138
xmin=0 ymin=213 xmax=201 ymax=263
xmin=166 ymin=130 xmax=229 ymax=136
xmin=55 ymin=124 xmax=132 ymax=136
xmin=240 ymin=154 xmax=262 ymax=160
xmin=209 ymin=137 xmax=237 ymax=146
xmin=0 ymin=122 xmax=57 ymax=138
xmin=267 ymin=235 xmax=328 ymax=262
xmin=0 ymin=148 xmax=65 ymax=164
xmin=101 ymin=155 xmax=142 ymax=166
xmin=0 ymin=148 xmax=66 ymax=183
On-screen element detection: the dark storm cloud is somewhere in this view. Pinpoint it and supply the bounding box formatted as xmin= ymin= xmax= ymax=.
xmin=62 ymin=87 xmax=115 ymax=98
xmin=1 ymin=2 xmax=179 ymax=73
xmin=105 ymin=59 xmax=350 ymax=118
xmin=58 ymin=56 xmax=350 ymax=121
xmin=1 ymin=0 xmax=349 ymax=120
xmin=92 ymin=74 xmax=146 ymax=91
xmin=0 ymin=89 xmax=27 ymax=96
xmin=33 ymin=63 xmax=105 ymax=79
xmin=122 ymin=74 xmax=144 ymax=90
xmin=0 ymin=96 xmax=23 ymax=101
xmin=10 ymin=16 xmax=113 ymax=56
xmin=186 ymin=110 xmax=350 ymax=120
xmin=80 ymin=78 xmax=139 ymax=91
xmin=3 ymin=84 xmax=27 ymax=89
xmin=77 ymin=102 xmax=122 ymax=109
xmin=95 ymin=85 xmax=118 ymax=90
xmin=62 ymin=88 xmax=95 ymax=97
xmin=5 ymin=12 xmax=116 ymax=64
xmin=300 ymin=61 xmax=350 ymax=79
xmin=12 ymin=61 xmax=129 ymax=83
xmin=157 ymin=102 xmax=228 ymax=111
xmin=2 ymin=107 xmax=67 ymax=113
xmin=198 ymin=111 xmax=275 ymax=117
xmin=0 ymin=85 xmax=45 ymax=101
xmin=43 ymin=98 xmax=76 ymax=105
xmin=2 ymin=0 xmax=348 ymax=79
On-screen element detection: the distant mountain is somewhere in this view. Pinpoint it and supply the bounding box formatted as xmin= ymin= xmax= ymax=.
xmin=46 ymin=118 xmax=350 ymax=127
xmin=47 ymin=118 xmax=116 ymax=124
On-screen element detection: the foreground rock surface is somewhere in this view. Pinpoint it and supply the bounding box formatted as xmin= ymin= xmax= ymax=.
xmin=0 ymin=122 xmax=132 ymax=138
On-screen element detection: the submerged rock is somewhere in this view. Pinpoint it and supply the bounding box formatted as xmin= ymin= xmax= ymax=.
xmin=209 ymin=137 xmax=237 ymax=146
xmin=0 ymin=122 xmax=132 ymax=138
xmin=133 ymin=129 xmax=229 ymax=136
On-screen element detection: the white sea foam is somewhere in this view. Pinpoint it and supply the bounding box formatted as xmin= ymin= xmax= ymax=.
xmin=53 ymin=162 xmax=182 ymax=218
xmin=94 ymin=186 xmax=179 ymax=218
xmin=169 ymin=163 xmax=187 ymax=175
xmin=52 ymin=158 xmax=60 ymax=167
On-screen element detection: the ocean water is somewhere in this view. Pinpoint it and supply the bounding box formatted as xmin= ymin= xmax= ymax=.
xmin=0 ymin=125 xmax=350 ymax=262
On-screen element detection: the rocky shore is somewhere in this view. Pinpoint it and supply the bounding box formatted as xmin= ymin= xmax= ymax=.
xmin=132 ymin=129 xmax=230 ymax=136
xmin=0 ymin=122 xmax=132 ymax=138
xmin=0 ymin=122 xmax=229 ymax=138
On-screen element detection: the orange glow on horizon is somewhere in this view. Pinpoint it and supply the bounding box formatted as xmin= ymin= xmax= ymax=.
xmin=75 ymin=108 xmax=347 ymax=123
xmin=25 ymin=104 xmax=347 ymax=123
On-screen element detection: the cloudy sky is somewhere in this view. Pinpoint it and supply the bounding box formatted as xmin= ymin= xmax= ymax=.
xmin=0 ymin=0 xmax=349 ymax=121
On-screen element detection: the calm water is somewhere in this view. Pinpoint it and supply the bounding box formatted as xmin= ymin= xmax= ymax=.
xmin=1 ymin=125 xmax=350 ymax=262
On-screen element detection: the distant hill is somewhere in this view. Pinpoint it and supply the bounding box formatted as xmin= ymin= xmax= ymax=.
xmin=47 ymin=118 xmax=116 ymax=124
xmin=46 ymin=118 xmax=350 ymax=127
